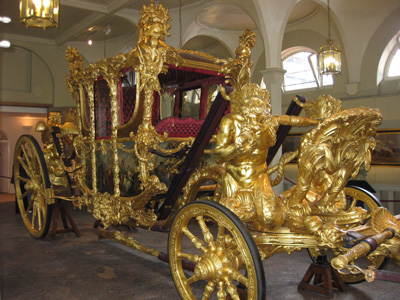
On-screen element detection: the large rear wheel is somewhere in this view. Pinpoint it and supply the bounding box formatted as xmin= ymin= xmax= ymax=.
xmin=168 ymin=200 xmax=265 ymax=299
xmin=13 ymin=135 xmax=53 ymax=239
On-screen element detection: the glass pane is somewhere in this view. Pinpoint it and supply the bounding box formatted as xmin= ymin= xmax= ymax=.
xmin=81 ymin=87 xmax=90 ymax=131
xmin=309 ymin=53 xmax=333 ymax=86
xmin=120 ymin=69 xmax=137 ymax=125
xmin=388 ymin=49 xmax=400 ymax=77
xmin=95 ymin=79 xmax=111 ymax=138
xmin=207 ymin=85 xmax=219 ymax=113
xmin=161 ymin=92 xmax=176 ymax=119
xmin=283 ymin=51 xmax=318 ymax=91
xmin=322 ymin=74 xmax=333 ymax=85
xmin=182 ymin=88 xmax=201 ymax=119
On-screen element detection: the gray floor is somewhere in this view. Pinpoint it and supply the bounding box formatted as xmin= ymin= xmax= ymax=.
xmin=1 ymin=193 xmax=399 ymax=300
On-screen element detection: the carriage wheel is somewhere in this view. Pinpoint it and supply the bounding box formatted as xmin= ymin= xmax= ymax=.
xmin=308 ymin=186 xmax=386 ymax=283
xmin=180 ymin=166 xmax=225 ymax=207
xmin=13 ymin=135 xmax=53 ymax=239
xmin=168 ymin=200 xmax=265 ymax=300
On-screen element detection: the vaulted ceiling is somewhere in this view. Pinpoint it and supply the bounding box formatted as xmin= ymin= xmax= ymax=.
xmin=0 ymin=0 xmax=319 ymax=46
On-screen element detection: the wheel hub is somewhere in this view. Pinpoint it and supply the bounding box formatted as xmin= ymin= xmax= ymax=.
xmin=24 ymin=178 xmax=40 ymax=193
xmin=24 ymin=181 xmax=34 ymax=192
xmin=194 ymin=248 xmax=240 ymax=282
xmin=195 ymin=253 xmax=221 ymax=280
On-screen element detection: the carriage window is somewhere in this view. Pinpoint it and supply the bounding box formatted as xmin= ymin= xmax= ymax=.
xmin=120 ymin=69 xmax=137 ymax=125
xmin=81 ymin=87 xmax=90 ymax=131
xmin=207 ymin=85 xmax=219 ymax=114
xmin=156 ymin=66 xmax=227 ymax=125
xmin=95 ymin=79 xmax=111 ymax=138
xmin=161 ymin=92 xmax=175 ymax=119
xmin=182 ymin=88 xmax=201 ymax=119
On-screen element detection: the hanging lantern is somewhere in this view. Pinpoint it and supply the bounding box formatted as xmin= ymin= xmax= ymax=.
xmin=319 ymin=39 xmax=341 ymax=75
xmin=20 ymin=0 xmax=59 ymax=29
xmin=318 ymin=0 xmax=341 ymax=75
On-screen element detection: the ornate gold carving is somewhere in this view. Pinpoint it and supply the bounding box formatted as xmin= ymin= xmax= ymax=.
xmin=219 ymin=30 xmax=255 ymax=91
xmin=181 ymin=165 xmax=225 ymax=206
xmin=66 ymin=46 xmax=83 ymax=76
xmin=99 ymin=229 xmax=160 ymax=257
xmin=331 ymin=228 xmax=395 ymax=270
xmin=215 ymin=81 xmax=317 ymax=231
xmin=63 ymin=1 xmax=197 ymax=230
xmin=35 ymin=112 xmax=69 ymax=188
xmin=218 ymin=29 xmax=256 ymax=113
xmin=371 ymin=207 xmax=400 ymax=235
xmin=293 ymin=94 xmax=341 ymax=120
xmin=44 ymin=1 xmax=400 ymax=292
xmin=282 ymin=106 xmax=382 ymax=237
xmin=209 ymin=28 xmax=391 ymax=266
xmin=169 ymin=201 xmax=260 ymax=299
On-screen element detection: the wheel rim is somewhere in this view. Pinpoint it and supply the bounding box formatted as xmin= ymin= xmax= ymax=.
xmin=168 ymin=200 xmax=265 ymax=300
xmin=181 ymin=166 xmax=224 ymax=207
xmin=14 ymin=135 xmax=51 ymax=238
xmin=309 ymin=186 xmax=385 ymax=283
xmin=344 ymin=186 xmax=382 ymax=220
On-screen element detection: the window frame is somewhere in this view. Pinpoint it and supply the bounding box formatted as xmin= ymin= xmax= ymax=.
xmin=384 ymin=37 xmax=400 ymax=80
xmin=281 ymin=48 xmax=333 ymax=93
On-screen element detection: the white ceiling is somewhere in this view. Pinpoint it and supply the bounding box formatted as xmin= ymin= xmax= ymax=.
xmin=0 ymin=0 xmax=319 ymax=46
xmin=196 ymin=4 xmax=256 ymax=31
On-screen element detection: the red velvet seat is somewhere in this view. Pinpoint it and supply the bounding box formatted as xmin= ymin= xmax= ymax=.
xmin=155 ymin=117 xmax=204 ymax=138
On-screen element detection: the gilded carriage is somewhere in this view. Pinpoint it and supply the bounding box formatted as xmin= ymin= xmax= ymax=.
xmin=13 ymin=1 xmax=400 ymax=299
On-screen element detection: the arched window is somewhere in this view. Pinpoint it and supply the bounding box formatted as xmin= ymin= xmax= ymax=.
xmin=0 ymin=130 xmax=8 ymax=140
xmin=282 ymin=48 xmax=333 ymax=92
xmin=386 ymin=37 xmax=400 ymax=78
xmin=377 ymin=32 xmax=400 ymax=84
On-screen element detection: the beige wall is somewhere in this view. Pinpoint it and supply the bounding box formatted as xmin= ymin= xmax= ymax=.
xmin=0 ymin=109 xmax=47 ymax=193
xmin=0 ymin=32 xmax=137 ymax=109
xmin=0 ymin=46 xmax=54 ymax=105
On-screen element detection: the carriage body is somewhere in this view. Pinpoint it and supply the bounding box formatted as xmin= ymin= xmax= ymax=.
xmin=13 ymin=1 xmax=400 ymax=299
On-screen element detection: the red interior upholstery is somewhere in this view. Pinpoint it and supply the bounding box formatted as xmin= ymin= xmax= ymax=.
xmin=155 ymin=117 xmax=205 ymax=137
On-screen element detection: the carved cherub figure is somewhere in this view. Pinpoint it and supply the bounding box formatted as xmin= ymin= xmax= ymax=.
xmin=215 ymin=83 xmax=318 ymax=231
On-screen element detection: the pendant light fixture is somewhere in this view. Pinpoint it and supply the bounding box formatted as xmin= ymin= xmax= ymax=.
xmin=20 ymin=0 xmax=59 ymax=29
xmin=318 ymin=0 xmax=341 ymax=75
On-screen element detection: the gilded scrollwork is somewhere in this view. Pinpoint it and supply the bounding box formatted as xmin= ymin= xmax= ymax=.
xmin=282 ymin=106 xmax=382 ymax=237
xmin=368 ymin=207 xmax=400 ymax=264
xmin=35 ymin=112 xmax=69 ymax=189
xmin=293 ymin=94 xmax=341 ymax=120
xmin=215 ymin=82 xmax=317 ymax=232
xmin=100 ymin=230 xmax=160 ymax=258
xmin=52 ymin=2 xmax=400 ymax=293
xmin=63 ymin=1 xmax=182 ymax=225
xmin=181 ymin=165 xmax=225 ymax=207
xmin=218 ymin=29 xmax=256 ymax=113
xmin=211 ymin=27 xmax=390 ymax=258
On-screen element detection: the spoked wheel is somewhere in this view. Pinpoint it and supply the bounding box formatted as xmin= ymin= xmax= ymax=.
xmin=308 ymin=186 xmax=385 ymax=283
xmin=13 ymin=135 xmax=53 ymax=239
xmin=344 ymin=186 xmax=383 ymax=221
xmin=168 ymin=200 xmax=265 ymax=300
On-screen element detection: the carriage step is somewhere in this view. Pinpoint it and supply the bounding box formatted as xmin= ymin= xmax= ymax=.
xmin=298 ymin=255 xmax=346 ymax=298
xmin=48 ymin=200 xmax=81 ymax=240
